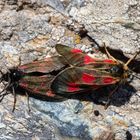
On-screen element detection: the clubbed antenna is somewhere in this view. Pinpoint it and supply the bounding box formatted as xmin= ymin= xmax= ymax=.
xmin=125 ymin=51 xmax=140 ymax=67
xmin=103 ymin=42 xmax=117 ymax=61
xmin=0 ymin=70 xmax=11 ymax=96
xmin=126 ymin=51 xmax=140 ymax=80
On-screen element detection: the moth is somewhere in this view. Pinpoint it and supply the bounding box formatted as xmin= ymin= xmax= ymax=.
xmin=0 ymin=55 xmax=69 ymax=111
xmin=0 ymin=44 xmax=139 ymax=111
xmin=51 ymin=44 xmax=139 ymax=106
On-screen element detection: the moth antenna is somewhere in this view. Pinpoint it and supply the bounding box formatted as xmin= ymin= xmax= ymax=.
xmin=0 ymin=63 xmax=12 ymax=94
xmin=132 ymin=74 xmax=140 ymax=80
xmin=0 ymin=66 xmax=10 ymax=84
xmin=0 ymin=74 xmax=11 ymax=95
xmin=0 ymin=78 xmax=2 ymax=83
xmin=127 ymin=69 xmax=140 ymax=80
xmin=0 ymin=69 xmax=13 ymax=107
xmin=0 ymin=70 xmax=3 ymax=75
xmin=0 ymin=94 xmax=5 ymax=101
xmin=0 ymin=82 xmax=10 ymax=95
xmin=0 ymin=70 xmax=4 ymax=83
xmin=0 ymin=91 xmax=11 ymax=101
xmin=103 ymin=42 xmax=117 ymax=62
xmin=125 ymin=51 xmax=140 ymax=67
xmin=135 ymin=93 xmax=140 ymax=98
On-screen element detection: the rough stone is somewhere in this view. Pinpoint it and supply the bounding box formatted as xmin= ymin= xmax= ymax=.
xmin=0 ymin=0 xmax=140 ymax=140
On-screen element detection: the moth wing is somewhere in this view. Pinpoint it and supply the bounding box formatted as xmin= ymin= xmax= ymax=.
xmin=51 ymin=67 xmax=120 ymax=94
xmin=19 ymin=75 xmax=63 ymax=99
xmin=18 ymin=56 xmax=67 ymax=73
xmin=55 ymin=44 xmax=95 ymax=66
xmin=55 ymin=44 xmax=117 ymax=68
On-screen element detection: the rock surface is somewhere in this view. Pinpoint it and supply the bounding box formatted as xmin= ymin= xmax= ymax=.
xmin=0 ymin=0 xmax=140 ymax=140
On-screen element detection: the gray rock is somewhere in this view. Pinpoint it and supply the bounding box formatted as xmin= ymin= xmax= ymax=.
xmin=0 ymin=0 xmax=140 ymax=140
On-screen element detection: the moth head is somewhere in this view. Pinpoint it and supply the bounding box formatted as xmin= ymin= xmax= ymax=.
xmin=0 ymin=68 xmax=22 ymax=98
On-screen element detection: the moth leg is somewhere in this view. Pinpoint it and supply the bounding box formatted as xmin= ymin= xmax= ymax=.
xmin=0 ymin=93 xmax=5 ymax=102
xmin=25 ymin=92 xmax=31 ymax=112
xmin=104 ymin=86 xmax=119 ymax=109
xmin=103 ymin=43 xmax=117 ymax=61
xmin=12 ymin=87 xmax=16 ymax=112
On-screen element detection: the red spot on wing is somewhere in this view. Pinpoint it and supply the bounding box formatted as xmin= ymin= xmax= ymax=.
xmin=34 ymin=87 xmax=39 ymax=93
xmin=19 ymin=65 xmax=28 ymax=70
xmin=19 ymin=82 xmax=28 ymax=88
xmin=104 ymin=59 xmax=114 ymax=63
xmin=38 ymin=63 xmax=44 ymax=67
xmin=82 ymin=73 xmax=95 ymax=83
xmin=71 ymin=48 xmax=82 ymax=53
xmin=41 ymin=82 xmax=45 ymax=87
xmin=67 ymin=82 xmax=80 ymax=92
xmin=47 ymin=91 xmax=56 ymax=97
xmin=103 ymin=77 xmax=115 ymax=84
xmin=68 ymin=83 xmax=77 ymax=86
xmin=68 ymin=87 xmax=80 ymax=92
xmin=84 ymin=55 xmax=95 ymax=64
